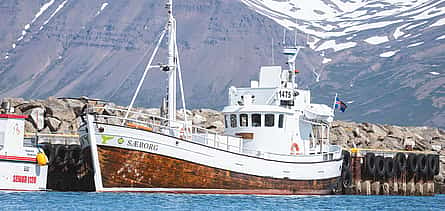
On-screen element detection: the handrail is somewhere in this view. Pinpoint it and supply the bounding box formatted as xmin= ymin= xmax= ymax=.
xmin=242 ymin=145 xmax=341 ymax=159
xmin=87 ymin=106 xmax=342 ymax=161
xmin=89 ymin=106 xmax=244 ymax=153
xmin=88 ymin=106 xmax=222 ymax=136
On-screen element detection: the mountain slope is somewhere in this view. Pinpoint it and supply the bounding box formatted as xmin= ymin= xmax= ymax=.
xmin=0 ymin=0 xmax=291 ymax=108
xmin=241 ymin=0 xmax=445 ymax=128
xmin=0 ymin=0 xmax=444 ymax=128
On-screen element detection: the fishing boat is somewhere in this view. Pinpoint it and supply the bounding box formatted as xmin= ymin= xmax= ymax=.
xmin=0 ymin=113 xmax=48 ymax=191
xmin=79 ymin=0 xmax=343 ymax=195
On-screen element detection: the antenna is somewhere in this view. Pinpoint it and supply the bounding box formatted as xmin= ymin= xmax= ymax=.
xmin=271 ymin=37 xmax=274 ymax=65
xmin=294 ymin=19 xmax=297 ymax=46
xmin=283 ymin=29 xmax=286 ymax=45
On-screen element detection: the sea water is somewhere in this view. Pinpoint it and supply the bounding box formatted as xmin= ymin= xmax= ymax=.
xmin=1 ymin=192 xmax=444 ymax=210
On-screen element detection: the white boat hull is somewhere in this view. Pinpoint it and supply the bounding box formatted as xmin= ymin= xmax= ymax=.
xmin=84 ymin=116 xmax=343 ymax=194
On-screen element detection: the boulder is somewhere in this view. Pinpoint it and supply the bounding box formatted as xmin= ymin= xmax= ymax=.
xmin=176 ymin=109 xmax=192 ymax=121
xmin=24 ymin=107 xmax=45 ymax=131
xmin=16 ymin=103 xmax=43 ymax=113
xmin=192 ymin=114 xmax=206 ymax=125
xmin=352 ymin=128 xmax=361 ymax=138
xmin=387 ymin=126 xmax=404 ymax=140
xmin=24 ymin=120 xmax=37 ymax=133
xmin=44 ymin=97 xmax=76 ymax=122
xmin=2 ymin=97 xmax=26 ymax=108
xmin=102 ymin=104 xmax=117 ymax=116
xmin=207 ymin=120 xmax=224 ymax=133
xmin=45 ymin=117 xmax=62 ymax=132
xmin=72 ymin=104 xmax=87 ymax=117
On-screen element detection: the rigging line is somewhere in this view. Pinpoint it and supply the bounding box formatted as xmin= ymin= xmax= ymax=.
xmin=109 ymin=48 xmax=150 ymax=100
xmin=109 ymin=27 xmax=168 ymax=100
xmin=174 ymin=21 xmax=189 ymax=131
xmin=122 ymin=28 xmax=167 ymax=125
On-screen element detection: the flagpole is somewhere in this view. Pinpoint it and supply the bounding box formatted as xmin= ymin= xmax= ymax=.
xmin=331 ymin=93 xmax=338 ymax=115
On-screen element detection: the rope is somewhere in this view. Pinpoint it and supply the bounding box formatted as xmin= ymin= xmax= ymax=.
xmin=174 ymin=20 xmax=190 ymax=138
xmin=122 ymin=28 xmax=167 ymax=125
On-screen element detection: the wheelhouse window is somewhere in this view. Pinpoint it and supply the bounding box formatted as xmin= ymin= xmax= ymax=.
xmin=239 ymin=114 xmax=248 ymax=127
xmin=252 ymin=114 xmax=261 ymax=127
xmin=265 ymin=114 xmax=275 ymax=127
xmin=224 ymin=115 xmax=228 ymax=128
xmin=278 ymin=114 xmax=284 ymax=128
xmin=230 ymin=114 xmax=237 ymax=128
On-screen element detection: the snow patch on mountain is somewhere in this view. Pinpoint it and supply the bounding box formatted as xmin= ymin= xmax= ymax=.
xmin=405 ymin=21 xmax=428 ymax=30
xmin=316 ymin=40 xmax=357 ymax=52
xmin=40 ymin=0 xmax=69 ymax=30
xmin=393 ymin=23 xmax=409 ymax=39
xmin=344 ymin=20 xmax=403 ymax=34
xmin=307 ymin=36 xmax=320 ymax=49
xmin=407 ymin=42 xmax=424 ymax=48
xmin=431 ymin=18 xmax=445 ymax=27
xmin=364 ymin=36 xmax=389 ymax=45
xmin=436 ymin=34 xmax=445 ymax=40
xmin=241 ymin=0 xmax=445 ymax=51
xmin=32 ymin=0 xmax=56 ymax=23
xmin=8 ymin=0 xmax=58 ymax=52
xmin=322 ymin=58 xmax=332 ymax=64
xmin=380 ymin=50 xmax=399 ymax=58
xmin=95 ymin=2 xmax=109 ymax=16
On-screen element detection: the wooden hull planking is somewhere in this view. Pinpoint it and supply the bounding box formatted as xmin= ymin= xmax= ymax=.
xmin=97 ymin=146 xmax=339 ymax=195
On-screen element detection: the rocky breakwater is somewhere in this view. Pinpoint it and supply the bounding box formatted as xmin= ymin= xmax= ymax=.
xmin=0 ymin=97 xmax=86 ymax=134
xmin=1 ymin=97 xmax=444 ymax=192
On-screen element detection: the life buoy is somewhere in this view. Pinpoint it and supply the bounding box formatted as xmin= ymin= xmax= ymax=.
xmin=290 ymin=143 xmax=300 ymax=155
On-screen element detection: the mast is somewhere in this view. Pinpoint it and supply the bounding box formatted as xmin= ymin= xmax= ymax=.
xmin=122 ymin=0 xmax=178 ymax=125
xmin=282 ymin=45 xmax=304 ymax=88
xmin=167 ymin=0 xmax=176 ymax=122
xmin=281 ymin=20 xmax=303 ymax=88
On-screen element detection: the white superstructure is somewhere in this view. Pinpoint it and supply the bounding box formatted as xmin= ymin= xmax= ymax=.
xmin=223 ymin=46 xmax=335 ymax=157
xmin=0 ymin=114 xmax=48 ymax=191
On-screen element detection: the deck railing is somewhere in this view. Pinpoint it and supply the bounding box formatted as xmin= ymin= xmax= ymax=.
xmin=86 ymin=106 xmax=342 ymax=160
xmin=87 ymin=106 xmax=243 ymax=153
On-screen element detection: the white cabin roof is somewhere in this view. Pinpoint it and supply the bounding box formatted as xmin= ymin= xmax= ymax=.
xmin=222 ymin=105 xmax=294 ymax=114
